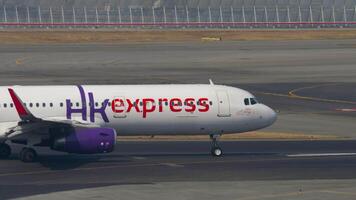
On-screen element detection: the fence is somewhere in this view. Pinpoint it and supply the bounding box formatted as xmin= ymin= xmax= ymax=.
xmin=0 ymin=5 xmax=355 ymax=28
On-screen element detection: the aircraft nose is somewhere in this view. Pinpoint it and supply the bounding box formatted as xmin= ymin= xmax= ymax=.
xmin=261 ymin=104 xmax=277 ymax=127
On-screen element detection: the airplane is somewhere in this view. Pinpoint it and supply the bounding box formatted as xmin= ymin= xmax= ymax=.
xmin=0 ymin=81 xmax=277 ymax=162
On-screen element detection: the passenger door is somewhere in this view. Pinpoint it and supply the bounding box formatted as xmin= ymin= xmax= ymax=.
xmin=216 ymin=91 xmax=231 ymax=117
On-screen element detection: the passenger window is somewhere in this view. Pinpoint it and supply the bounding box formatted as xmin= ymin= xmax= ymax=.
xmin=3 ymin=103 xmax=7 ymax=108
xmin=10 ymin=103 xmax=13 ymax=108
xmin=95 ymin=102 xmax=98 ymax=107
xmin=60 ymin=103 xmax=63 ymax=107
xmin=42 ymin=103 xmax=46 ymax=107
xmin=76 ymin=102 xmax=79 ymax=107
xmin=209 ymin=101 xmax=213 ymax=106
xmin=36 ymin=103 xmax=39 ymax=107
xmin=30 ymin=103 xmax=33 ymax=107
xmin=244 ymin=98 xmax=249 ymax=106
xmin=50 ymin=103 xmax=53 ymax=107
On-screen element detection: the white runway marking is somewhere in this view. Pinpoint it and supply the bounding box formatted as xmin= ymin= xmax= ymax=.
xmin=132 ymin=156 xmax=146 ymax=160
xmin=287 ymin=153 xmax=356 ymax=157
xmin=161 ymin=163 xmax=185 ymax=167
xmin=336 ymin=108 xmax=356 ymax=112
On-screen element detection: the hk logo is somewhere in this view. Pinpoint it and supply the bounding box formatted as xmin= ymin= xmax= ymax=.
xmin=66 ymin=85 xmax=109 ymax=123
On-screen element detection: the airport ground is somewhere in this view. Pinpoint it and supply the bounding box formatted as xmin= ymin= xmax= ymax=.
xmin=0 ymin=29 xmax=356 ymax=44
xmin=0 ymin=35 xmax=355 ymax=199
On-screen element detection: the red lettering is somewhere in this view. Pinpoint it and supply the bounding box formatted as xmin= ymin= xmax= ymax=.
xmin=112 ymin=97 xmax=209 ymax=117
xmin=142 ymin=98 xmax=156 ymax=118
xmin=184 ymin=98 xmax=196 ymax=112
xmin=198 ymin=98 xmax=209 ymax=112
xmin=170 ymin=98 xmax=182 ymax=112
xmin=111 ymin=99 xmax=125 ymax=113
xmin=126 ymin=99 xmax=140 ymax=112
xmin=158 ymin=98 xmax=168 ymax=112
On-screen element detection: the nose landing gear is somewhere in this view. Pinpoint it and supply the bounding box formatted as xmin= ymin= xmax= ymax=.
xmin=210 ymin=134 xmax=222 ymax=157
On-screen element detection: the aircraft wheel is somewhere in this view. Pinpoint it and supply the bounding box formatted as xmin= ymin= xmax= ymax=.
xmin=210 ymin=134 xmax=222 ymax=157
xmin=211 ymin=147 xmax=223 ymax=157
xmin=20 ymin=148 xmax=37 ymax=163
xmin=0 ymin=143 xmax=11 ymax=158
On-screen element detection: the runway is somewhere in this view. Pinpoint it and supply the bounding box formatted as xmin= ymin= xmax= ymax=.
xmin=1 ymin=140 xmax=356 ymax=199
xmin=0 ymin=39 xmax=356 ymax=199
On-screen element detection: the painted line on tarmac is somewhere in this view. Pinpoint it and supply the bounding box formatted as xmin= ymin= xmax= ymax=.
xmin=258 ymin=83 xmax=356 ymax=105
xmin=288 ymin=83 xmax=356 ymax=105
xmin=322 ymin=190 xmax=356 ymax=196
xmin=335 ymin=108 xmax=356 ymax=112
xmin=239 ymin=188 xmax=356 ymax=200
xmin=287 ymin=153 xmax=356 ymax=157
xmin=15 ymin=56 xmax=30 ymax=65
xmin=238 ymin=190 xmax=314 ymax=200
xmin=288 ymin=83 xmax=338 ymax=96
xmin=0 ymin=157 xmax=294 ymax=177
xmin=132 ymin=156 xmax=146 ymax=160
xmin=1 ymin=153 xmax=353 ymax=178
xmin=161 ymin=163 xmax=185 ymax=167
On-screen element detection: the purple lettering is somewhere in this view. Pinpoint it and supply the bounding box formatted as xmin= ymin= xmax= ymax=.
xmin=66 ymin=85 xmax=87 ymax=121
xmin=88 ymin=92 xmax=109 ymax=123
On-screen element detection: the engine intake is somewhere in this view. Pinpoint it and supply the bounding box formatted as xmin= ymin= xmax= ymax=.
xmin=51 ymin=127 xmax=116 ymax=154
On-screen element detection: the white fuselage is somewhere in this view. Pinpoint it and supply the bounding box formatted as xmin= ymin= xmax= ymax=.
xmin=0 ymin=84 xmax=276 ymax=137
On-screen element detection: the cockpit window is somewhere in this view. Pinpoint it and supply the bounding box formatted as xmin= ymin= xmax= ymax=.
xmin=250 ymin=98 xmax=258 ymax=105
xmin=244 ymin=98 xmax=249 ymax=105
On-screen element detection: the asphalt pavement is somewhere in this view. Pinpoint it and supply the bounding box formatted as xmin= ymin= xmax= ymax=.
xmin=0 ymin=40 xmax=356 ymax=199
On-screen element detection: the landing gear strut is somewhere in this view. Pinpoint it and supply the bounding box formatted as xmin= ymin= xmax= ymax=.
xmin=210 ymin=134 xmax=222 ymax=157
xmin=19 ymin=147 xmax=37 ymax=163
xmin=0 ymin=143 xmax=11 ymax=158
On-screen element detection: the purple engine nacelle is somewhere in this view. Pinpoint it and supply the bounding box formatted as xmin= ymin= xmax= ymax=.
xmin=51 ymin=127 xmax=116 ymax=154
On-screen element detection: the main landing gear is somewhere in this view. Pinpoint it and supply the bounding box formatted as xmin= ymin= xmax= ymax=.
xmin=19 ymin=147 xmax=37 ymax=163
xmin=210 ymin=134 xmax=222 ymax=157
xmin=0 ymin=143 xmax=37 ymax=162
xmin=0 ymin=143 xmax=11 ymax=159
